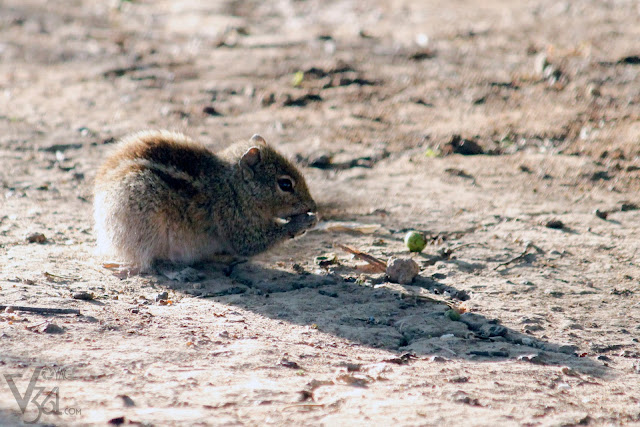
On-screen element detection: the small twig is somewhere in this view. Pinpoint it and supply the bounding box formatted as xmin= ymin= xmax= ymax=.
xmin=44 ymin=272 xmax=80 ymax=281
xmin=438 ymin=242 xmax=488 ymax=259
xmin=282 ymin=403 xmax=327 ymax=410
xmin=448 ymin=242 xmax=488 ymax=252
xmin=0 ymin=305 xmax=81 ymax=315
xmin=414 ymin=294 xmax=457 ymax=309
xmin=336 ymin=244 xmax=387 ymax=273
xmin=494 ymin=242 xmax=543 ymax=271
xmin=431 ymin=344 xmax=458 ymax=356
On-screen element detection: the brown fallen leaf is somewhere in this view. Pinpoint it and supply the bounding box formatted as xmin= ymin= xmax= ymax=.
xmin=102 ymin=263 xmax=121 ymax=269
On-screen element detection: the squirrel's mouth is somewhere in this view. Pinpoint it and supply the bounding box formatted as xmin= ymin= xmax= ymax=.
xmin=274 ymin=211 xmax=318 ymax=226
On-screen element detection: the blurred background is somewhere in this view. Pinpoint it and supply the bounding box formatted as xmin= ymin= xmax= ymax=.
xmin=2 ymin=0 xmax=638 ymax=161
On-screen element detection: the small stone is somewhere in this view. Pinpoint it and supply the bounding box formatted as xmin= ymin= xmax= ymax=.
xmin=117 ymin=394 xmax=135 ymax=407
xmin=108 ymin=417 xmax=126 ymax=426
xmin=594 ymin=209 xmax=608 ymax=220
xmin=43 ymin=323 xmax=65 ymax=334
xmin=544 ymin=289 xmax=564 ymax=298
xmin=386 ymin=257 xmax=420 ymax=284
xmin=534 ymin=53 xmax=549 ymax=75
xmin=590 ymin=170 xmax=611 ymax=181
xmin=443 ymin=134 xmax=483 ymax=155
xmin=155 ymin=292 xmax=169 ymax=302
xmin=542 ymin=64 xmax=558 ymax=79
xmin=517 ymin=353 xmax=547 ymax=365
xmin=315 ymin=253 xmax=338 ymax=267
xmin=545 ymin=219 xmax=564 ymax=229
xmin=429 ymin=355 xmax=449 ymax=363
xmin=586 ymin=84 xmax=601 ymax=98
xmin=621 ymin=202 xmax=639 ymax=211
xmin=560 ymin=367 xmax=579 ymax=378
xmin=4 ymin=306 xmax=15 ymax=313
xmin=308 ymin=153 xmax=332 ymax=169
xmin=450 ymin=390 xmax=480 ymax=406
xmin=478 ymin=324 xmax=507 ymax=338
xmin=26 ymin=232 xmax=47 ymax=244
xmin=202 ymin=106 xmax=222 ymax=116
xmin=73 ymin=291 xmax=94 ymax=301
xmin=280 ymin=358 xmax=302 ymax=369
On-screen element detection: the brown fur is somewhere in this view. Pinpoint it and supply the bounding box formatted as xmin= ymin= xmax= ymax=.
xmin=93 ymin=130 xmax=317 ymax=270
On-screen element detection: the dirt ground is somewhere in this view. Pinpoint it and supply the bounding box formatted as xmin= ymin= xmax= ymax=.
xmin=1 ymin=0 xmax=640 ymax=425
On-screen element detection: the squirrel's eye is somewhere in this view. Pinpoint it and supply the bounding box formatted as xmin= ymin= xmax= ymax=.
xmin=277 ymin=177 xmax=294 ymax=193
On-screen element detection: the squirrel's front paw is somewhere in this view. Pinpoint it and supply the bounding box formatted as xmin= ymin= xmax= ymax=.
xmin=284 ymin=212 xmax=318 ymax=237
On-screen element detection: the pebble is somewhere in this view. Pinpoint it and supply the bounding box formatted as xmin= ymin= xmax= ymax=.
xmin=155 ymin=292 xmax=169 ymax=302
xmin=545 ymin=219 xmax=564 ymax=229
xmin=43 ymin=323 xmax=65 ymax=334
xmin=386 ymin=257 xmax=420 ymax=284
xmin=73 ymin=291 xmax=94 ymax=301
xmin=517 ymin=353 xmax=546 ymax=365
xmin=26 ymin=232 xmax=47 ymax=244
xmin=534 ymin=53 xmax=549 ymax=75
xmin=315 ymin=253 xmax=338 ymax=267
xmin=446 ymin=135 xmax=484 ymax=155
xmin=478 ymin=324 xmax=507 ymax=338
xmin=117 ymin=395 xmax=135 ymax=407
xmin=561 ymin=366 xmax=579 ymax=377
xmin=594 ymin=209 xmax=608 ymax=220
xmin=459 ymin=313 xmax=505 ymax=337
xmin=521 ymin=337 xmax=534 ymax=346
xmin=586 ymin=84 xmax=601 ymax=98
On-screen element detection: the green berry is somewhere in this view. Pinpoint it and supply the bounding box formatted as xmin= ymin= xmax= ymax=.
xmin=404 ymin=231 xmax=427 ymax=252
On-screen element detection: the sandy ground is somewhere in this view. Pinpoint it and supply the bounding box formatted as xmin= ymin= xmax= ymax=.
xmin=1 ymin=0 xmax=640 ymax=425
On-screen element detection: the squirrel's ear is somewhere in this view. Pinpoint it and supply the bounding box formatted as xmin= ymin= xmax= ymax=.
xmin=250 ymin=134 xmax=267 ymax=146
xmin=240 ymin=146 xmax=261 ymax=175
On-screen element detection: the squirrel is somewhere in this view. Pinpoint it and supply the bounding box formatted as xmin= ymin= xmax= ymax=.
xmin=93 ymin=130 xmax=318 ymax=271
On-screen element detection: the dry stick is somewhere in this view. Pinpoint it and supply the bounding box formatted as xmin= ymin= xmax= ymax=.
xmin=493 ymin=242 xmax=542 ymax=271
xmin=335 ymin=244 xmax=387 ymax=273
xmin=44 ymin=272 xmax=80 ymax=281
xmin=413 ymin=294 xmax=456 ymax=309
xmin=282 ymin=404 xmax=327 ymax=410
xmin=447 ymin=242 xmax=488 ymax=252
xmin=0 ymin=305 xmax=81 ymax=315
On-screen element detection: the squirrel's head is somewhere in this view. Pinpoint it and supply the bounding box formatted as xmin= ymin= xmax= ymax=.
xmin=233 ymin=135 xmax=317 ymax=222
